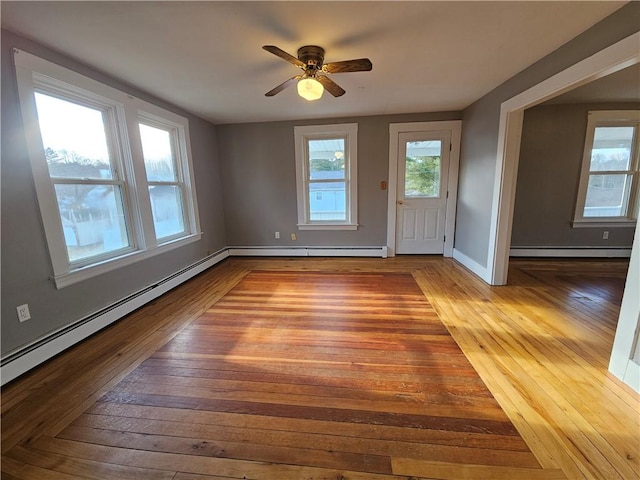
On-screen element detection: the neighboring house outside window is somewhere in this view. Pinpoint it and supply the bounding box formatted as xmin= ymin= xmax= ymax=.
xmin=14 ymin=49 xmax=201 ymax=288
xmin=293 ymin=123 xmax=358 ymax=230
xmin=574 ymin=110 xmax=640 ymax=227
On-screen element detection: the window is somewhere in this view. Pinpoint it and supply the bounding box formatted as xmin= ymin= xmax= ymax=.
xmin=574 ymin=110 xmax=640 ymax=227
xmin=14 ymin=49 xmax=201 ymax=287
xmin=139 ymin=120 xmax=187 ymax=242
xmin=294 ymin=123 xmax=358 ymax=230
xmin=34 ymin=92 xmax=132 ymax=265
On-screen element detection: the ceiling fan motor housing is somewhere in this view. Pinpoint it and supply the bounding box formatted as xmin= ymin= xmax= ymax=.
xmin=298 ymin=45 xmax=325 ymax=72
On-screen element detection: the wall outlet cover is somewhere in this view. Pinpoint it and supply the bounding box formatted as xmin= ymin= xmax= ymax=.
xmin=17 ymin=304 xmax=31 ymax=322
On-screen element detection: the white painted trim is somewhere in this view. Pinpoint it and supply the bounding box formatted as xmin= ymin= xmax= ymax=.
xmin=53 ymin=233 xmax=202 ymax=288
xmin=228 ymin=246 xmax=386 ymax=258
xmin=489 ymin=32 xmax=640 ymax=285
xmin=510 ymin=247 xmax=632 ymax=258
xmin=445 ymin=124 xmax=462 ymax=258
xmin=293 ymin=123 xmax=358 ymax=230
xmin=387 ymin=121 xmax=462 ymax=258
xmin=572 ymin=220 xmax=637 ymax=228
xmin=623 ymin=359 xmax=640 ymax=392
xmin=489 ymin=109 xmax=524 ymax=285
xmin=609 ymin=219 xmax=640 ymax=392
xmin=0 ymin=249 xmax=229 ymax=385
xmin=574 ymin=110 xmax=640 ymax=225
xmin=453 ymin=248 xmax=491 ymax=283
xmin=297 ymin=224 xmax=358 ymax=231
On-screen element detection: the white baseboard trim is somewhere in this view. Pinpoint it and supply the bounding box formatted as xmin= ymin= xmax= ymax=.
xmin=510 ymin=247 xmax=632 ymax=258
xmin=228 ymin=246 xmax=387 ymax=258
xmin=452 ymin=248 xmax=491 ymax=283
xmin=0 ymin=249 xmax=229 ymax=386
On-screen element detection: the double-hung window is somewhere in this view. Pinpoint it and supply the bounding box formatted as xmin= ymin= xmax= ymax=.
xmin=33 ymin=91 xmax=133 ymax=265
xmin=14 ymin=49 xmax=201 ymax=287
xmin=139 ymin=119 xmax=189 ymax=242
xmin=574 ymin=110 xmax=640 ymax=227
xmin=294 ymin=123 xmax=358 ymax=230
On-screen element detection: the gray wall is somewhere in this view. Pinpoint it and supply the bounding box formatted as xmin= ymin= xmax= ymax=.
xmin=512 ymin=102 xmax=639 ymax=248
xmin=4 ymin=3 xmax=639 ymax=359
xmin=456 ymin=3 xmax=640 ymax=268
xmin=1 ymin=30 xmax=226 ymax=356
xmin=217 ymin=112 xmax=461 ymax=247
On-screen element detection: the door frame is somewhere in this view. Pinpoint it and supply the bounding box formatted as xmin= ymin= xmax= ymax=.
xmin=488 ymin=32 xmax=640 ymax=285
xmin=387 ymin=121 xmax=462 ymax=257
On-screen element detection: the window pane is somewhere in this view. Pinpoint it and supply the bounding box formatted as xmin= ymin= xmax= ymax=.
xmin=54 ymin=184 xmax=129 ymax=262
xmin=139 ymin=123 xmax=177 ymax=181
xmin=309 ymin=138 xmax=345 ymax=181
xmin=34 ymin=93 xmax=113 ymax=179
xmin=149 ymin=185 xmax=185 ymax=239
xmin=590 ymin=126 xmax=634 ymax=171
xmin=405 ymin=140 xmax=441 ymax=197
xmin=583 ymin=174 xmax=630 ymax=217
xmin=309 ymin=181 xmax=346 ymax=221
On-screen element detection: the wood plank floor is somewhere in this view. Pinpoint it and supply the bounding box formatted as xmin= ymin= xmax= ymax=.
xmin=1 ymin=257 xmax=637 ymax=479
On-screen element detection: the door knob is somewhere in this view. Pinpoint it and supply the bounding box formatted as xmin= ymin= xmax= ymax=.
xmin=397 ymin=200 xmax=403 ymax=205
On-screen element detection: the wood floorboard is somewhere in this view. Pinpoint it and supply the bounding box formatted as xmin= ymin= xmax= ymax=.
xmin=2 ymin=257 xmax=637 ymax=479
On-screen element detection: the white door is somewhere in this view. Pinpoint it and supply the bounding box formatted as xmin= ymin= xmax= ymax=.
xmin=395 ymin=131 xmax=451 ymax=254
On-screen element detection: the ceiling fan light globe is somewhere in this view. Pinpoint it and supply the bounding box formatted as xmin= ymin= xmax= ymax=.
xmin=297 ymin=78 xmax=324 ymax=101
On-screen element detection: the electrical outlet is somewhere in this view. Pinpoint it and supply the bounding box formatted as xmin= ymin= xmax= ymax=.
xmin=17 ymin=304 xmax=31 ymax=322
xmin=275 ymin=231 xmax=280 ymax=239
xmin=290 ymin=233 xmax=297 ymax=241
xmin=603 ymin=231 xmax=609 ymax=240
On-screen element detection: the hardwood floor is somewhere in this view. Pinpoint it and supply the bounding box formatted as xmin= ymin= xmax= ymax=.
xmin=1 ymin=257 xmax=637 ymax=479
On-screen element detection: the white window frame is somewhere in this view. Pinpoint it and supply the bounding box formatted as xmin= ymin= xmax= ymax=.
xmin=573 ymin=110 xmax=640 ymax=228
xmin=294 ymin=123 xmax=358 ymax=230
xmin=14 ymin=49 xmax=201 ymax=288
xmin=138 ymin=110 xmax=198 ymax=244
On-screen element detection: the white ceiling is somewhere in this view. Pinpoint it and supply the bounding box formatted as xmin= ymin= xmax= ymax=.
xmin=1 ymin=1 xmax=628 ymax=125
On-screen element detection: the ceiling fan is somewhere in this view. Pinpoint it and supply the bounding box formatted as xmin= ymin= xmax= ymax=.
xmin=262 ymin=45 xmax=373 ymax=101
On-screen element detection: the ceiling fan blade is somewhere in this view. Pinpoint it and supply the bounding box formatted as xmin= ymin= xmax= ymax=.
xmin=262 ymin=45 xmax=305 ymax=68
xmin=323 ymin=58 xmax=372 ymax=74
xmin=265 ymin=75 xmax=302 ymax=97
xmin=317 ymin=76 xmax=346 ymax=97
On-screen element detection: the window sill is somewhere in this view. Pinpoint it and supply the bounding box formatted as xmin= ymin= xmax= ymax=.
xmin=571 ymin=220 xmax=637 ymax=229
xmin=53 ymin=232 xmax=202 ymax=289
xmin=298 ymin=224 xmax=359 ymax=231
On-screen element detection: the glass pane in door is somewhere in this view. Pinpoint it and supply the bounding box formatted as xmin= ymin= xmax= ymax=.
xmin=404 ymin=140 xmax=441 ymax=197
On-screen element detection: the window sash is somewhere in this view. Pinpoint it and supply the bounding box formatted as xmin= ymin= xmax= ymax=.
xmin=574 ymin=111 xmax=640 ymax=225
xmin=305 ymin=145 xmax=351 ymax=224
xmin=138 ymin=118 xmax=190 ymax=242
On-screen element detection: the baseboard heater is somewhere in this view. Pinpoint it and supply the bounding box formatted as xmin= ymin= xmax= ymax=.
xmin=510 ymin=247 xmax=632 ymax=258
xmin=228 ymin=246 xmax=388 ymax=258
xmin=0 ymin=248 xmax=229 ymax=385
